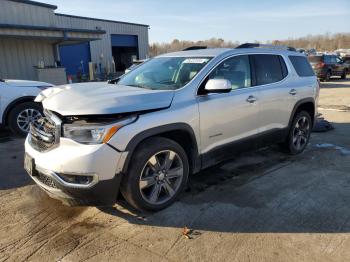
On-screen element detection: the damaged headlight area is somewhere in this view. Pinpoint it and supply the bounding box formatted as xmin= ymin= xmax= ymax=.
xmin=63 ymin=115 xmax=137 ymax=144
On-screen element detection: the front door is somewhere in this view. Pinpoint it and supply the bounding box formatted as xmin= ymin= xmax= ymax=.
xmin=197 ymin=55 xmax=260 ymax=167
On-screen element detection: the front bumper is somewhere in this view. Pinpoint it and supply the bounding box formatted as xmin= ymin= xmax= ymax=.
xmin=24 ymin=136 xmax=128 ymax=206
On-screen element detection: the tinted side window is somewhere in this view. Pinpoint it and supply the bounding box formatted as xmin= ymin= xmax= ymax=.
xmin=253 ymin=54 xmax=285 ymax=85
xmin=324 ymin=56 xmax=331 ymax=63
xmin=208 ymin=55 xmax=251 ymax=90
xmin=279 ymin=56 xmax=288 ymax=78
xmin=289 ymin=56 xmax=315 ymax=77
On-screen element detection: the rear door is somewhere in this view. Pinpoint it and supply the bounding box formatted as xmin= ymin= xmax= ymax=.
xmin=250 ymin=54 xmax=294 ymax=143
xmin=328 ymin=56 xmax=338 ymax=75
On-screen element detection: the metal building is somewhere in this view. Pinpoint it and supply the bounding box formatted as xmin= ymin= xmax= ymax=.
xmin=0 ymin=0 xmax=149 ymax=84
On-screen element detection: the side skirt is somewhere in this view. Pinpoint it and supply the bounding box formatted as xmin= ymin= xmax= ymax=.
xmin=200 ymin=128 xmax=288 ymax=170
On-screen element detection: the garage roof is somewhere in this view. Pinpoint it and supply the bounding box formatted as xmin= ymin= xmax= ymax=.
xmin=7 ymin=0 xmax=57 ymax=10
xmin=0 ymin=23 xmax=105 ymax=42
xmin=0 ymin=24 xmax=106 ymax=34
xmin=55 ymin=13 xmax=150 ymax=28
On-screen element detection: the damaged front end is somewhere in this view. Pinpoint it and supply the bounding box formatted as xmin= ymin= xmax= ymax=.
xmin=61 ymin=113 xmax=138 ymax=145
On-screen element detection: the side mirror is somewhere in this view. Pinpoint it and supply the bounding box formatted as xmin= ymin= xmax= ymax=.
xmin=108 ymin=77 xmax=120 ymax=84
xmin=204 ymin=79 xmax=231 ymax=93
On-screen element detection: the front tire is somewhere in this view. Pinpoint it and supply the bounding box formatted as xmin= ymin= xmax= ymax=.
xmin=120 ymin=137 xmax=189 ymax=211
xmin=283 ymin=111 xmax=312 ymax=155
xmin=8 ymin=102 xmax=43 ymax=137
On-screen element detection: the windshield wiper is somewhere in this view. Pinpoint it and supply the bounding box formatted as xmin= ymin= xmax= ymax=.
xmin=127 ymin=84 xmax=152 ymax=90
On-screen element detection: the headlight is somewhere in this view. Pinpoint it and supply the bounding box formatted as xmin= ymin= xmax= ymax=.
xmin=63 ymin=116 xmax=137 ymax=144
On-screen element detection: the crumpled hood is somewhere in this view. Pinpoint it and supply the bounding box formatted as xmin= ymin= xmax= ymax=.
xmin=39 ymin=82 xmax=175 ymax=116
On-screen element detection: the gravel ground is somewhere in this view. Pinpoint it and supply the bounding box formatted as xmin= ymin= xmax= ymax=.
xmin=0 ymin=79 xmax=349 ymax=262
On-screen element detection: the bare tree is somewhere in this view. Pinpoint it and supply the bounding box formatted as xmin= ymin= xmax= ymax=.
xmin=149 ymin=33 xmax=350 ymax=57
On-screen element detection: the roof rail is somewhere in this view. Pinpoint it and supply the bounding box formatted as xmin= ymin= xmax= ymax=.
xmin=183 ymin=46 xmax=207 ymax=51
xmin=236 ymin=43 xmax=296 ymax=52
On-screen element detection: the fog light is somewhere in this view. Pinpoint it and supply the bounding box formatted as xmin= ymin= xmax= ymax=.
xmin=58 ymin=173 xmax=94 ymax=185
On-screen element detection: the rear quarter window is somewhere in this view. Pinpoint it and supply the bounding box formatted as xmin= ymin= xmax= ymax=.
xmin=289 ymin=56 xmax=315 ymax=77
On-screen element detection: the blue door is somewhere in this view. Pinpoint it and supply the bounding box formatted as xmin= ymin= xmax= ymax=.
xmin=111 ymin=34 xmax=138 ymax=47
xmin=59 ymin=42 xmax=91 ymax=76
xmin=111 ymin=35 xmax=139 ymax=71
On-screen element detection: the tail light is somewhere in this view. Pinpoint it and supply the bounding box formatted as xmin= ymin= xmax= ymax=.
xmin=315 ymin=62 xmax=325 ymax=69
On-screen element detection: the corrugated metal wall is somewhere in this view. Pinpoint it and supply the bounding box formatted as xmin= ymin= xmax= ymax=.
xmin=54 ymin=15 xmax=149 ymax=63
xmin=0 ymin=38 xmax=55 ymax=80
xmin=0 ymin=0 xmax=56 ymax=26
xmin=0 ymin=0 xmax=149 ymax=80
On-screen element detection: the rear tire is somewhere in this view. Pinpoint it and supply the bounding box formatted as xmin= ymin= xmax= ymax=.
xmin=341 ymin=69 xmax=347 ymax=79
xmin=282 ymin=111 xmax=312 ymax=155
xmin=325 ymin=70 xmax=331 ymax=81
xmin=8 ymin=102 xmax=43 ymax=137
xmin=120 ymin=137 xmax=189 ymax=211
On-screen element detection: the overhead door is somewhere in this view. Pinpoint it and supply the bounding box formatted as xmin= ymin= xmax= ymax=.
xmin=111 ymin=35 xmax=138 ymax=71
xmin=111 ymin=34 xmax=138 ymax=47
xmin=59 ymin=42 xmax=91 ymax=77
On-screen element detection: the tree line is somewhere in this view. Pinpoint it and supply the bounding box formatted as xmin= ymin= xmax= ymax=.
xmin=149 ymin=33 xmax=350 ymax=57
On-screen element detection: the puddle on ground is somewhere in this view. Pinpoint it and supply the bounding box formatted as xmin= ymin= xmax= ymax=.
xmin=315 ymin=143 xmax=350 ymax=156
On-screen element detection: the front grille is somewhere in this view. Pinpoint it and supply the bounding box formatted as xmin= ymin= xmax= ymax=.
xmin=30 ymin=134 xmax=55 ymax=152
xmin=37 ymin=172 xmax=58 ymax=188
xmin=29 ymin=111 xmax=61 ymax=152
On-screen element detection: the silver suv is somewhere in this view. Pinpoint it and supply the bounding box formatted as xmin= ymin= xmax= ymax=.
xmin=25 ymin=44 xmax=319 ymax=211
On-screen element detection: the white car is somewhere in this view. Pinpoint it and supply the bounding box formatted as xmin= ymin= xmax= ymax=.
xmin=0 ymin=79 xmax=53 ymax=136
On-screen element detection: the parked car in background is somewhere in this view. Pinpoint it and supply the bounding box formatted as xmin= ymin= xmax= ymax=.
xmin=296 ymin=48 xmax=306 ymax=55
xmin=341 ymin=56 xmax=350 ymax=71
xmin=307 ymin=49 xmax=317 ymax=56
xmin=308 ymin=55 xmax=348 ymax=81
xmin=0 ymin=79 xmax=53 ymax=136
xmin=25 ymin=44 xmax=319 ymax=211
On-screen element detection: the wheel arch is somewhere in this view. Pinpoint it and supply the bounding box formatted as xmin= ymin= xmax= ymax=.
xmin=2 ymin=96 xmax=37 ymax=125
xmin=122 ymin=123 xmax=201 ymax=176
xmin=288 ymin=98 xmax=316 ymax=129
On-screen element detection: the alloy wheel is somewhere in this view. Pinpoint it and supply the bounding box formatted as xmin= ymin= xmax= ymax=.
xmin=292 ymin=116 xmax=310 ymax=151
xmin=16 ymin=108 xmax=42 ymax=133
xmin=139 ymin=150 xmax=184 ymax=205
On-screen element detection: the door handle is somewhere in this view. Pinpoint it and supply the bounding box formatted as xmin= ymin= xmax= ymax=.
xmin=289 ymin=89 xmax=297 ymax=95
xmin=246 ymin=95 xmax=257 ymax=103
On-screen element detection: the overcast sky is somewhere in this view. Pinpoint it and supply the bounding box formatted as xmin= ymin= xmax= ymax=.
xmin=45 ymin=0 xmax=350 ymax=43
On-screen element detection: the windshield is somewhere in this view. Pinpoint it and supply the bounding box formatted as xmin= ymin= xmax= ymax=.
xmin=117 ymin=57 xmax=211 ymax=90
